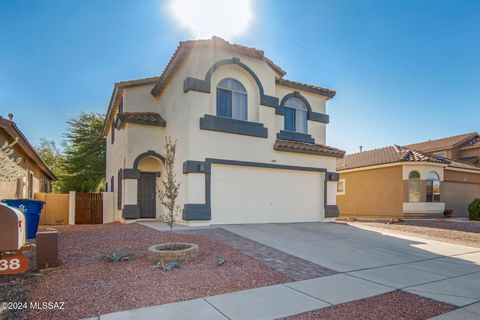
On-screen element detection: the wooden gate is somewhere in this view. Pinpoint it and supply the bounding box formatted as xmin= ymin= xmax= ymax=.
xmin=75 ymin=193 xmax=103 ymax=224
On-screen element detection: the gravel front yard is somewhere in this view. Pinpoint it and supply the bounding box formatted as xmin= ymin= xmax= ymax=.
xmin=358 ymin=219 xmax=480 ymax=247
xmin=4 ymin=223 xmax=289 ymax=320
xmin=280 ymin=291 xmax=455 ymax=320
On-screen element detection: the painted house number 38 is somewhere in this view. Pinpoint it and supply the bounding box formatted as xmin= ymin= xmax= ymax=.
xmin=0 ymin=258 xmax=20 ymax=270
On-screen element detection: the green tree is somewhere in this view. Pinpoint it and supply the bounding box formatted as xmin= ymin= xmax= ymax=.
xmin=36 ymin=138 xmax=65 ymax=192
xmin=57 ymin=112 xmax=106 ymax=193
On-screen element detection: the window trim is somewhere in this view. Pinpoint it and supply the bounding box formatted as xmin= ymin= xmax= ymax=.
xmin=407 ymin=170 xmax=421 ymax=203
xmin=111 ymin=122 xmax=115 ymax=144
xmin=337 ymin=179 xmax=346 ymax=195
xmin=426 ymin=171 xmax=441 ymax=203
xmin=283 ymin=97 xmax=308 ymax=134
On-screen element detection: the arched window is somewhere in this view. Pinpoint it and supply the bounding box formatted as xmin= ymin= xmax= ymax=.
xmin=408 ymin=171 xmax=421 ymax=202
xmin=284 ymin=97 xmax=308 ymax=134
xmin=426 ymin=171 xmax=440 ymax=202
xmin=216 ymin=78 xmax=247 ymax=120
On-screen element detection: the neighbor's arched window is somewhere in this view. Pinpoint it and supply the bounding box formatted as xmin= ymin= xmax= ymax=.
xmin=216 ymin=78 xmax=247 ymax=120
xmin=284 ymin=97 xmax=308 ymax=134
xmin=426 ymin=171 xmax=440 ymax=202
xmin=408 ymin=171 xmax=421 ymax=202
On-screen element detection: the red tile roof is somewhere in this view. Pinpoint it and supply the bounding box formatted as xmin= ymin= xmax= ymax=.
xmin=150 ymin=36 xmax=286 ymax=96
xmin=337 ymin=145 xmax=480 ymax=172
xmin=406 ymin=132 xmax=478 ymax=152
xmin=460 ymin=136 xmax=480 ymax=150
xmin=276 ymin=79 xmax=336 ymax=99
xmin=274 ymin=140 xmax=345 ymax=158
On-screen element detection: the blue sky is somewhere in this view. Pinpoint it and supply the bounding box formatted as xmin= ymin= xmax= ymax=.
xmin=1 ymin=0 xmax=479 ymax=153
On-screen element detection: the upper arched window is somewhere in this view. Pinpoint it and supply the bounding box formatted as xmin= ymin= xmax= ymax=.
xmin=408 ymin=171 xmax=421 ymax=202
xmin=426 ymin=171 xmax=440 ymax=202
xmin=216 ymin=78 xmax=247 ymax=120
xmin=284 ymin=97 xmax=308 ymax=134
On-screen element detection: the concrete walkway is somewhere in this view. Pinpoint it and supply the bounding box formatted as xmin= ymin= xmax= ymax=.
xmin=97 ymin=273 xmax=393 ymax=320
xmin=96 ymin=222 xmax=480 ymax=320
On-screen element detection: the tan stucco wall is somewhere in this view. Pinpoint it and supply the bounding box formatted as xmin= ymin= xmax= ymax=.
xmin=445 ymin=169 xmax=480 ymax=184
xmin=0 ymin=130 xmax=52 ymax=200
xmin=337 ymin=165 xmax=404 ymax=217
xmin=35 ymin=193 xmax=69 ymax=225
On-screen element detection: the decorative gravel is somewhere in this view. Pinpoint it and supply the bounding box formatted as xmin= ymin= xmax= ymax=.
xmin=280 ymin=291 xmax=456 ymax=320
xmin=23 ymin=223 xmax=290 ymax=320
xmin=358 ymin=219 xmax=480 ymax=247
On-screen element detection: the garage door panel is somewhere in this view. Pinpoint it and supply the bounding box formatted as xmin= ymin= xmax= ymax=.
xmin=211 ymin=164 xmax=324 ymax=224
xmin=442 ymin=182 xmax=480 ymax=217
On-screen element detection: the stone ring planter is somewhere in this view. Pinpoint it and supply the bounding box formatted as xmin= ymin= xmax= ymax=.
xmin=148 ymin=243 xmax=199 ymax=263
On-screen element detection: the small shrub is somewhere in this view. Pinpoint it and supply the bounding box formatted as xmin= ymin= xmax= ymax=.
xmin=99 ymin=250 xmax=134 ymax=262
xmin=217 ymin=258 xmax=227 ymax=266
xmin=152 ymin=261 xmax=181 ymax=271
xmin=468 ymin=198 xmax=480 ymax=221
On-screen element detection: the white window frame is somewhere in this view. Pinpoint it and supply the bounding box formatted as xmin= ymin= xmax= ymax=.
xmin=337 ymin=179 xmax=346 ymax=195
xmin=434 ymin=151 xmax=447 ymax=157
xmin=284 ymin=97 xmax=308 ymax=134
xmin=216 ymin=78 xmax=248 ymax=121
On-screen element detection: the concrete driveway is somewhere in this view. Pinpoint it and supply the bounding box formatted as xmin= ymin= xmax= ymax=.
xmin=220 ymin=222 xmax=480 ymax=307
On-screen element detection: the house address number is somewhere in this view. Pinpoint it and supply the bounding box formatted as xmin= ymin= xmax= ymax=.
xmin=0 ymin=253 xmax=29 ymax=274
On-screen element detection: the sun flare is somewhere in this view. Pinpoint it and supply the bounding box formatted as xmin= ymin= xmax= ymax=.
xmin=170 ymin=0 xmax=253 ymax=40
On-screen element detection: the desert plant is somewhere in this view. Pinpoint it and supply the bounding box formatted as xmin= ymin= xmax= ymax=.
xmin=157 ymin=137 xmax=181 ymax=232
xmin=0 ymin=138 xmax=25 ymax=182
xmin=468 ymin=198 xmax=480 ymax=221
xmin=152 ymin=261 xmax=181 ymax=271
xmin=98 ymin=250 xmax=134 ymax=262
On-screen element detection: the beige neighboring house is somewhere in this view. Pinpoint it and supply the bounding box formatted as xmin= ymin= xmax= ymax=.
xmin=0 ymin=114 xmax=55 ymax=200
xmin=103 ymin=36 xmax=345 ymax=225
xmin=337 ymin=133 xmax=480 ymax=219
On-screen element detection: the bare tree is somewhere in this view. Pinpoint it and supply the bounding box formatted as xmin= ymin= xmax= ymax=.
xmin=157 ymin=137 xmax=181 ymax=231
xmin=0 ymin=138 xmax=25 ymax=182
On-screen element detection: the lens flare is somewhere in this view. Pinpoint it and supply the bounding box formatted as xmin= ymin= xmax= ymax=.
xmin=170 ymin=0 xmax=253 ymax=40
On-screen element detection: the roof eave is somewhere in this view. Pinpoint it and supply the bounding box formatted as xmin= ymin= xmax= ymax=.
xmin=276 ymin=79 xmax=336 ymax=99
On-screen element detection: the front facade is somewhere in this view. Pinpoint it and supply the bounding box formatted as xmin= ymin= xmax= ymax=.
xmin=337 ymin=142 xmax=480 ymax=219
xmin=103 ymin=37 xmax=344 ymax=225
xmin=0 ymin=115 xmax=55 ymax=200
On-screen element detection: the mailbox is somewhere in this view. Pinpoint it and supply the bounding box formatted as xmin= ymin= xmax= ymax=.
xmin=0 ymin=204 xmax=26 ymax=251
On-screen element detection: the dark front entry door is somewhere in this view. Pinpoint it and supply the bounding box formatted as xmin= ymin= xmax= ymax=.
xmin=138 ymin=172 xmax=156 ymax=218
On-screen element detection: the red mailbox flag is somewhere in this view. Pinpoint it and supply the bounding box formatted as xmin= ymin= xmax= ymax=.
xmin=0 ymin=252 xmax=29 ymax=275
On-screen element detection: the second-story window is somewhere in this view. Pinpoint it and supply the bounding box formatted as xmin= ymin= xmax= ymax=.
xmin=284 ymin=97 xmax=308 ymax=134
xmin=216 ymin=78 xmax=247 ymax=121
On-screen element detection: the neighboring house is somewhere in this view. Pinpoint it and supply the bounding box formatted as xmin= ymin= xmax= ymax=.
xmin=406 ymin=132 xmax=480 ymax=165
xmin=337 ymin=134 xmax=480 ymax=218
xmin=0 ymin=114 xmax=55 ymax=200
xmin=103 ymin=36 xmax=345 ymax=225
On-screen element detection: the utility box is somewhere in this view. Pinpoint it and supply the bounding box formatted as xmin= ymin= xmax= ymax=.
xmin=0 ymin=205 xmax=26 ymax=251
xmin=36 ymin=231 xmax=59 ymax=269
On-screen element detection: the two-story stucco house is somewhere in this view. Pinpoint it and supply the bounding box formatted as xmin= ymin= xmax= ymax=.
xmin=103 ymin=37 xmax=345 ymax=225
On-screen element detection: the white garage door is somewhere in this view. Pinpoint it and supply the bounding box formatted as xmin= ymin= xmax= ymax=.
xmin=210 ymin=164 xmax=324 ymax=224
